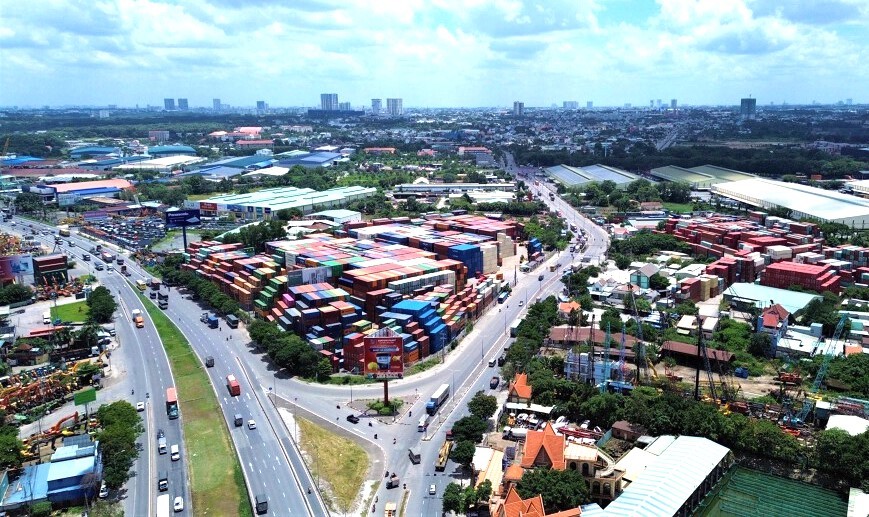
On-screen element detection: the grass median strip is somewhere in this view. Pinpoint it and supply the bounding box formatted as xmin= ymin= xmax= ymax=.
xmin=50 ymin=300 xmax=89 ymax=323
xmin=141 ymin=296 xmax=251 ymax=517
xmin=297 ymin=417 xmax=368 ymax=513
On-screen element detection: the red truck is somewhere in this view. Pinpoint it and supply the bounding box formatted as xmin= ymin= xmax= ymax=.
xmin=226 ymin=374 xmax=241 ymax=397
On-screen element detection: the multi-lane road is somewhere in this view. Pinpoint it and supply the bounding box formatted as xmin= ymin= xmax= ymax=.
xmin=2 ymin=162 xmax=609 ymax=516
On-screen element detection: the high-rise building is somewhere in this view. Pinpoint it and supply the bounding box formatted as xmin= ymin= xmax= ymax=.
xmin=586 ymin=101 xmax=593 ymax=109
xmin=387 ymin=98 xmax=403 ymax=116
xmin=371 ymin=99 xmax=382 ymax=114
xmin=846 ymin=98 xmax=853 ymax=105
xmin=164 ymin=98 xmax=175 ymax=111
xmin=339 ymin=102 xmax=352 ymax=111
xmin=563 ymin=101 xmax=578 ymax=109
xmin=671 ymin=99 xmax=677 ymax=109
xmin=213 ymin=98 xmax=221 ymax=111
xmin=177 ymin=98 xmax=188 ymax=110
xmin=740 ymin=98 xmax=757 ymax=119
xmin=513 ymin=101 xmax=524 ymax=116
xmin=650 ymin=100 xmax=654 ymax=108
xmin=320 ymin=93 xmax=339 ymax=111
xmin=256 ymin=100 xmax=266 ymax=111
xmin=656 ymin=99 xmax=662 ymax=108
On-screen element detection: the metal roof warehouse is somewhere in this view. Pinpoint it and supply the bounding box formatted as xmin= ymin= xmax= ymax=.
xmin=544 ymin=164 xmax=641 ymax=188
xmin=188 ymin=185 xmax=376 ymax=219
xmin=713 ymin=177 xmax=869 ymax=227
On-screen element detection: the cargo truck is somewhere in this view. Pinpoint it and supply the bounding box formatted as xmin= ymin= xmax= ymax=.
xmin=207 ymin=314 xmax=219 ymax=329
xmin=158 ymin=299 xmax=168 ymax=310
xmin=435 ymin=440 xmax=452 ymax=471
xmin=59 ymin=228 xmax=70 ymax=237
xmin=226 ymin=374 xmax=241 ymax=397
xmin=408 ymin=449 xmax=421 ymax=464
xmin=426 ymin=383 xmax=450 ymax=415
xmin=131 ymin=309 xmax=144 ymax=328
xmin=156 ymin=494 xmax=171 ymax=517
xmin=151 ymin=278 xmax=161 ymax=291
xmin=386 ymin=473 xmax=400 ymax=489
xmin=384 ymin=502 xmax=397 ymax=517
xmin=226 ymin=314 xmax=239 ymax=328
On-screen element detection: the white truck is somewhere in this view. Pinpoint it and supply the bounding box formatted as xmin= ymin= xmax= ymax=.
xmin=156 ymin=493 xmax=171 ymax=517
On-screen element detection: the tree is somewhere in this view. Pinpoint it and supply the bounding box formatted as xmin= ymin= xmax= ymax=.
xmin=450 ymin=440 xmax=476 ymax=470
xmin=748 ymin=333 xmax=773 ymax=358
xmin=0 ymin=433 xmax=23 ymax=470
xmin=14 ymin=192 xmax=44 ymax=213
xmin=95 ymin=401 xmax=143 ymax=489
xmin=515 ymin=468 xmax=590 ymax=512
xmin=442 ymin=483 xmax=464 ymax=514
xmin=450 ymin=416 xmax=488 ymax=444
xmin=467 ymin=391 xmax=498 ymax=421
xmin=476 ymin=479 xmax=493 ymax=504
xmin=0 ymin=283 xmax=33 ymax=305
xmin=86 ymin=286 xmax=118 ymax=324
xmin=648 ymin=273 xmax=669 ymax=291
xmin=612 ymin=253 xmax=631 ymax=270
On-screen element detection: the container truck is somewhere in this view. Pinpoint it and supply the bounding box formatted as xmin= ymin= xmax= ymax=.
xmin=226 ymin=374 xmax=241 ymax=397
xmin=131 ymin=309 xmax=144 ymax=328
xmin=426 ymin=383 xmax=450 ymax=415
xmin=156 ymin=494 xmax=171 ymax=517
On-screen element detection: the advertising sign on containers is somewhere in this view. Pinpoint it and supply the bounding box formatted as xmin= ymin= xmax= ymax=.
xmin=165 ymin=209 xmax=202 ymax=228
xmin=363 ymin=329 xmax=404 ymax=380
xmin=0 ymin=255 xmax=33 ymax=278
xmin=199 ymin=202 xmax=218 ymax=211
xmin=286 ymin=267 xmax=332 ymax=287
xmin=83 ymin=210 xmax=108 ymax=223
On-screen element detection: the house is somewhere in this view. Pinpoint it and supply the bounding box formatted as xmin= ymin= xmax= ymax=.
xmin=629 ymin=263 xmax=659 ymax=289
xmin=611 ymin=420 xmax=647 ymax=441
xmin=557 ymin=300 xmax=582 ymax=318
xmin=701 ymin=316 xmax=719 ymax=339
xmin=520 ymin=423 xmax=565 ymax=470
xmin=676 ymin=315 xmax=698 ymax=335
xmin=507 ymin=373 xmax=532 ymax=404
xmin=495 ymin=485 xmax=580 ymax=517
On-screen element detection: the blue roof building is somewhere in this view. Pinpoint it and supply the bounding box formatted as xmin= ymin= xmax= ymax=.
xmin=148 ymin=145 xmax=196 ymax=156
xmin=0 ymin=155 xmax=44 ymax=166
xmin=179 ymin=165 xmax=244 ymax=181
xmin=207 ymin=155 xmax=277 ymax=170
xmin=277 ymin=152 xmax=343 ymax=169
xmin=69 ymin=146 xmax=120 ymax=159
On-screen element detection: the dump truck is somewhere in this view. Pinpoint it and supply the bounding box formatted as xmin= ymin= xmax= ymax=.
xmin=131 ymin=309 xmax=144 ymax=328
xmin=386 ymin=473 xmax=400 ymax=489
xmin=435 ymin=440 xmax=452 ymax=471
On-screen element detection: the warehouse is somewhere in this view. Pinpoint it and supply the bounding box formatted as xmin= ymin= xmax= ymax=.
xmin=23 ymin=179 xmax=133 ymax=205
xmin=544 ymin=164 xmax=641 ymax=188
xmin=188 ymin=185 xmax=376 ymax=220
xmin=147 ymin=145 xmax=196 ymax=157
xmin=713 ymin=178 xmax=869 ymax=227
xmin=276 ymin=151 xmax=345 ymax=168
xmin=581 ymin=435 xmax=733 ymax=517
xmin=393 ymin=182 xmax=515 ymax=197
xmin=650 ymin=164 xmax=755 ymax=189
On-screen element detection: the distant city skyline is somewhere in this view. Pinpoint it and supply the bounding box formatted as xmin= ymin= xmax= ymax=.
xmin=1 ymin=1 xmax=867 ymax=108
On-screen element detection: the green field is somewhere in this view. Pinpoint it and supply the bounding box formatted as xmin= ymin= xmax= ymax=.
xmin=50 ymin=300 xmax=89 ymax=323
xmin=662 ymin=202 xmax=695 ymax=214
xmin=141 ymin=294 xmax=251 ymax=517
xmin=297 ymin=417 xmax=368 ymax=513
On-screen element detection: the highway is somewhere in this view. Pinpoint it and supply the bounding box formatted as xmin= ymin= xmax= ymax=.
xmin=0 ymin=220 xmax=190 ymax=517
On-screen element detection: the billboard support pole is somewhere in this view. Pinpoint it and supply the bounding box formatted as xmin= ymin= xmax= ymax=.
xmin=182 ymin=225 xmax=188 ymax=250
xmin=383 ymin=380 xmax=389 ymax=406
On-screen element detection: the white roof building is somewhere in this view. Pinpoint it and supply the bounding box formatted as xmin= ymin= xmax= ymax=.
xmin=713 ymin=178 xmax=869 ymax=226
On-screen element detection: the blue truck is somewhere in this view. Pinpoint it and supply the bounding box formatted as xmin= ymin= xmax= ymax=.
xmin=201 ymin=312 xmax=219 ymax=329
xmin=426 ymin=383 xmax=450 ymax=415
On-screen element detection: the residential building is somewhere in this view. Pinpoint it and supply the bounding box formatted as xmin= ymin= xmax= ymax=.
xmin=163 ymin=98 xmax=175 ymax=110
xmin=339 ymin=102 xmax=351 ymax=111
xmin=371 ymin=98 xmax=382 ymax=114
xmin=740 ymin=97 xmax=757 ymax=119
xmin=513 ymin=101 xmax=524 ymax=116
xmin=321 ymin=93 xmax=339 ymax=111
xmin=148 ymin=130 xmax=170 ymax=142
xmin=671 ymin=99 xmax=677 ymax=109
xmin=563 ymin=101 xmax=578 ymax=109
xmin=256 ymin=100 xmax=266 ymax=111
xmin=586 ymin=101 xmax=593 ymax=109
xmin=387 ymin=98 xmax=403 ymax=116
xmin=177 ymin=98 xmax=188 ymax=110
xmin=507 ymin=373 xmax=531 ymax=404
xmin=629 ymin=263 xmax=659 ymax=289
xmin=213 ymin=98 xmax=221 ymax=110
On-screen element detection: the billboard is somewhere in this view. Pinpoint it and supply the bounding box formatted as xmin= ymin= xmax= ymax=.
xmin=83 ymin=210 xmax=109 ymax=223
xmin=199 ymin=202 xmax=218 ymax=212
xmin=286 ymin=266 xmax=332 ymax=287
xmin=0 ymin=254 xmax=33 ymax=278
xmin=363 ymin=331 xmax=404 ymax=380
xmin=165 ymin=209 xmax=202 ymax=228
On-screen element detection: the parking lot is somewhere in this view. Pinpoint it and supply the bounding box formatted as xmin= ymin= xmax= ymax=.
xmin=81 ymin=216 xmax=167 ymax=250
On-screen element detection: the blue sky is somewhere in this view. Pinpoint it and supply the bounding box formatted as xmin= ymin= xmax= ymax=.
xmin=1 ymin=0 xmax=867 ymax=108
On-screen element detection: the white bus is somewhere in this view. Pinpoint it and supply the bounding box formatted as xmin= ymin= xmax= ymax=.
xmin=417 ymin=415 xmax=430 ymax=432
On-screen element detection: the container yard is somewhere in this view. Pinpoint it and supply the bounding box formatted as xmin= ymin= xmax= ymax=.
xmin=181 ymin=214 xmax=523 ymax=371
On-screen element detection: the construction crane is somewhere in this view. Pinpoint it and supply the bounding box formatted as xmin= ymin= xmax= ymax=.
xmin=793 ymin=315 xmax=847 ymax=425
xmin=627 ymin=285 xmax=649 ymax=384
xmin=694 ymin=331 xmax=718 ymax=403
xmin=599 ymin=323 xmax=612 ymax=393
xmin=615 ymin=330 xmax=627 ymax=393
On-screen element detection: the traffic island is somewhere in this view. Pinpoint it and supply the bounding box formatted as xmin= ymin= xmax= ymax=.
xmin=141 ymin=296 xmax=251 ymax=517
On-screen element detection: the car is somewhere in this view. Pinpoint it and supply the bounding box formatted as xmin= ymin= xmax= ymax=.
xmin=99 ymin=481 xmax=109 ymax=498
xmin=136 ymin=402 xmax=145 ymax=412
xmin=346 ymin=414 xmax=360 ymax=424
xmin=429 ymin=484 xmax=437 ymax=495
xmin=157 ymin=429 xmax=165 ymax=439
xmin=107 ymin=265 xmax=114 ymax=271
xmin=518 ymin=300 xmax=524 ymax=307
xmin=247 ymin=419 xmax=257 ymax=430
xmin=173 ymin=496 xmax=184 ymax=512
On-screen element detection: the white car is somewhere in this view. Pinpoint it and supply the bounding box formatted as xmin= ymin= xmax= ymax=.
xmin=136 ymin=402 xmax=145 ymax=412
xmin=429 ymin=484 xmax=436 ymax=495
xmin=173 ymin=496 xmax=184 ymax=512
xmin=518 ymin=300 xmax=524 ymax=307
xmin=248 ymin=419 xmax=257 ymax=430
xmin=99 ymin=481 xmax=109 ymax=498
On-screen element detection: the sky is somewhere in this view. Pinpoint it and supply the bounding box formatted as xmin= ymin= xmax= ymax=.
xmin=1 ymin=0 xmax=868 ymax=108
